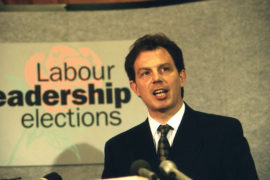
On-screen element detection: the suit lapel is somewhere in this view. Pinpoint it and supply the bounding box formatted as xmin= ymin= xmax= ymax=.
xmin=130 ymin=120 xmax=159 ymax=170
xmin=170 ymin=104 xmax=203 ymax=176
xmin=130 ymin=105 xmax=204 ymax=175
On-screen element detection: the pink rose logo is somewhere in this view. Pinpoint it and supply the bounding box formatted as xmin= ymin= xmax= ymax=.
xmin=25 ymin=45 xmax=102 ymax=112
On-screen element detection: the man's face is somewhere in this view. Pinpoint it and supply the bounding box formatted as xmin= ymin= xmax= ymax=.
xmin=130 ymin=47 xmax=186 ymax=116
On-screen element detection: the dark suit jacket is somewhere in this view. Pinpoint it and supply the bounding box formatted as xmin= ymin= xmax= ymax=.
xmin=102 ymin=105 xmax=258 ymax=180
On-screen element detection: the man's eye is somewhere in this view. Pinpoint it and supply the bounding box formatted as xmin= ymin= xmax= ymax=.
xmin=162 ymin=67 xmax=170 ymax=72
xmin=142 ymin=71 xmax=150 ymax=76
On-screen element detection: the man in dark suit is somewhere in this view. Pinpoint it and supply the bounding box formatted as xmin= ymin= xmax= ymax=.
xmin=102 ymin=33 xmax=258 ymax=180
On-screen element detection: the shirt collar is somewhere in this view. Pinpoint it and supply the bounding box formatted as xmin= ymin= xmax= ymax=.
xmin=148 ymin=103 xmax=186 ymax=136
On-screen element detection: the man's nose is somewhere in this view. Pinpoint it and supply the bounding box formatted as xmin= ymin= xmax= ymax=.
xmin=152 ymin=71 xmax=162 ymax=83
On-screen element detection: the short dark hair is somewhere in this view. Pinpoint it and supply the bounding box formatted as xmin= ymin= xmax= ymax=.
xmin=124 ymin=33 xmax=185 ymax=97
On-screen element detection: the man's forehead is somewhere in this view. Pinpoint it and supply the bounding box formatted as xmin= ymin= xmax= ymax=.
xmin=134 ymin=57 xmax=174 ymax=71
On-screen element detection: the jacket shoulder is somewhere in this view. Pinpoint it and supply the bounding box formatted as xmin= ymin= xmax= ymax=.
xmin=105 ymin=120 xmax=147 ymax=147
xmin=184 ymin=106 xmax=243 ymax=134
xmin=189 ymin=107 xmax=243 ymax=136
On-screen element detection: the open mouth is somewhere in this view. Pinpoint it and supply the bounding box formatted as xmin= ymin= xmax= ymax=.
xmin=153 ymin=89 xmax=168 ymax=97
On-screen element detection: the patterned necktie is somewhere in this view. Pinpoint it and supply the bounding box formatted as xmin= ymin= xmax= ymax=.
xmin=157 ymin=124 xmax=173 ymax=162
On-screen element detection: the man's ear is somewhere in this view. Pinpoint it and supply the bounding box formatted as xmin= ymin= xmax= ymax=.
xmin=130 ymin=80 xmax=141 ymax=97
xmin=179 ymin=69 xmax=186 ymax=87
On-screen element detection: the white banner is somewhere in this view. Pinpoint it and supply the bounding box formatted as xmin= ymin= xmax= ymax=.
xmin=0 ymin=41 xmax=147 ymax=166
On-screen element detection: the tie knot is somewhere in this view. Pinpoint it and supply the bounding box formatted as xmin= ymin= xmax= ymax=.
xmin=158 ymin=125 xmax=173 ymax=136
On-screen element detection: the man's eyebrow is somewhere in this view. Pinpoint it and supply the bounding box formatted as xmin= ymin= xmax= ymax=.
xmin=157 ymin=63 xmax=173 ymax=69
xmin=136 ymin=67 xmax=150 ymax=75
xmin=137 ymin=63 xmax=172 ymax=71
xmin=159 ymin=63 xmax=172 ymax=67
xmin=137 ymin=67 xmax=150 ymax=71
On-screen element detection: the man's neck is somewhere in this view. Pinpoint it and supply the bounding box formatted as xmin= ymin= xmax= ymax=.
xmin=149 ymin=102 xmax=184 ymax=124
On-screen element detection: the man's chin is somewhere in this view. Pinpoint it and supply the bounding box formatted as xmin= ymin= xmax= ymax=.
xmin=152 ymin=105 xmax=170 ymax=113
xmin=150 ymin=102 xmax=181 ymax=114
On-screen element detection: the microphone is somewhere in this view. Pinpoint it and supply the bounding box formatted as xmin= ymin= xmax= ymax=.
xmin=40 ymin=172 xmax=62 ymax=180
xmin=159 ymin=160 xmax=192 ymax=180
xmin=130 ymin=159 xmax=160 ymax=180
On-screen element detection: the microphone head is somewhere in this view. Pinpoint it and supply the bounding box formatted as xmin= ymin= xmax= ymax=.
xmin=42 ymin=172 xmax=62 ymax=180
xmin=130 ymin=159 xmax=152 ymax=175
xmin=159 ymin=160 xmax=178 ymax=179
xmin=159 ymin=160 xmax=177 ymax=174
xmin=160 ymin=160 xmax=192 ymax=180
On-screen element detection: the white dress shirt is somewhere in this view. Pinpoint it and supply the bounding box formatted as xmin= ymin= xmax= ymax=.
xmin=148 ymin=103 xmax=185 ymax=151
